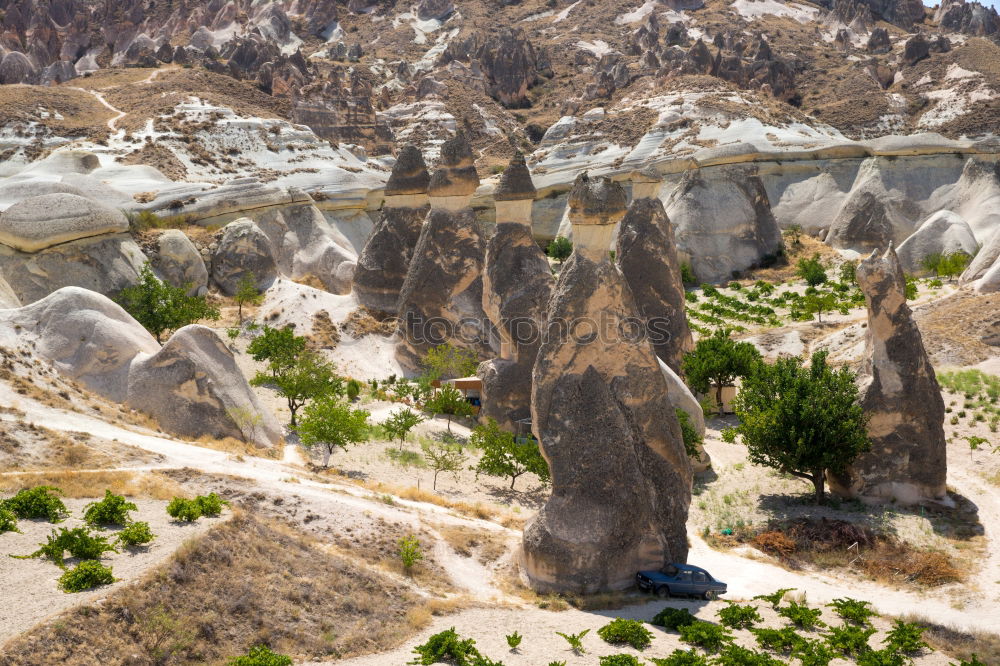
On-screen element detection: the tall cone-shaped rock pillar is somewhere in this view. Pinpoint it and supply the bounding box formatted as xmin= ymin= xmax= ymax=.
xmin=353 ymin=145 xmax=431 ymax=314
xmin=617 ymin=167 xmax=693 ymax=374
xmin=395 ymin=132 xmax=497 ymax=373
xmin=521 ymin=172 xmax=693 ymax=594
xmin=829 ymin=244 xmax=948 ymax=504
xmin=478 ymin=152 xmax=554 ymax=431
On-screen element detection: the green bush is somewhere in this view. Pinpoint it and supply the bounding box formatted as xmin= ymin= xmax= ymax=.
xmin=555 ymin=629 xmax=588 ymax=654
xmin=680 ymin=263 xmax=696 ymax=285
xmin=752 ymin=588 xmax=796 ymax=609
xmin=717 ymin=603 xmax=763 ymax=629
xmin=0 ymin=505 xmax=18 ymax=534
xmin=166 ymin=497 xmax=202 ymax=522
xmin=398 ymin=534 xmax=423 ymax=570
xmin=227 ymin=645 xmax=293 ymax=666
xmin=825 ymin=623 xmax=875 ymax=656
xmin=408 ymin=627 xmax=496 ymax=666
xmin=857 ymin=649 xmax=908 ymax=666
xmin=678 ymin=621 xmax=733 ymax=651
xmin=505 ymin=631 xmax=522 ymax=650
xmin=346 ymin=378 xmax=362 ymax=401
xmin=649 ymin=650 xmax=708 ymax=666
xmin=792 ymin=638 xmax=837 ymax=666
xmin=195 ymin=492 xmax=228 ymax=517
xmin=776 ymin=601 xmax=824 ymax=630
xmin=951 ymin=656 xmax=987 ymax=666
xmin=751 ymin=627 xmax=803 ymax=652
xmin=651 ymin=606 xmax=696 ymax=630
xmin=2 ymin=486 xmax=68 ymax=522
xmin=675 ymin=409 xmax=703 ymax=459
xmin=713 ymin=644 xmax=783 ymax=665
xmin=17 ymin=527 xmax=116 ymax=566
xmin=596 ymin=618 xmax=653 ymax=650
xmin=599 ymin=656 xmax=641 ymax=666
xmin=58 ymin=560 xmax=117 ymax=592
xmin=115 ymin=521 xmax=155 ymax=548
xmin=883 ymin=620 xmax=929 ymax=654
xmin=826 ymin=597 xmax=877 ymax=625
xmin=83 ymin=490 xmax=137 ymax=527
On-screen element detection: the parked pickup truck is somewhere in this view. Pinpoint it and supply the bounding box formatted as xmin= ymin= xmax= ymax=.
xmin=636 ymin=563 xmax=728 ymax=600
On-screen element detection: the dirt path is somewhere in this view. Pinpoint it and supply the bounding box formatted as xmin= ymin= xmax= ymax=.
xmin=68 ymin=65 xmax=179 ymax=132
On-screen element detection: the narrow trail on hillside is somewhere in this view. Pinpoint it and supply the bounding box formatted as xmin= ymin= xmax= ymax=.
xmin=68 ymin=65 xmax=179 ymax=133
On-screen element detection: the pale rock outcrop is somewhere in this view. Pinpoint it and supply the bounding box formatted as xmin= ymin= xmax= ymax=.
xmin=396 ymin=132 xmax=496 ymax=372
xmin=152 ymin=229 xmax=209 ymax=296
xmin=127 ymin=325 xmax=282 ymax=447
xmin=659 ymin=359 xmax=711 ymax=473
xmin=211 ymin=218 xmax=279 ymax=296
xmin=617 ymin=168 xmax=693 ymax=373
xmin=826 ymin=191 xmax=897 ymax=252
xmin=664 ymin=166 xmax=783 ymax=284
xmin=353 ymin=145 xmax=430 ymax=313
xmin=0 ymin=193 xmax=128 ymax=252
xmin=896 ymin=210 xmax=977 ymax=274
xmin=829 ymin=245 xmax=947 ymax=504
xmin=478 ymin=152 xmax=553 ymax=431
xmin=522 ymin=173 xmax=692 ymax=593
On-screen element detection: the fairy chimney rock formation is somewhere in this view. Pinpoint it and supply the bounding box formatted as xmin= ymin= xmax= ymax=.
xmin=353 ymin=145 xmax=431 ymax=313
xmin=829 ymin=245 xmax=947 ymax=504
xmin=396 ymin=132 xmax=496 ymax=372
xmin=522 ymin=172 xmax=692 ymax=593
xmin=617 ymin=167 xmax=693 ymax=373
xmin=478 ymin=152 xmax=553 ymax=430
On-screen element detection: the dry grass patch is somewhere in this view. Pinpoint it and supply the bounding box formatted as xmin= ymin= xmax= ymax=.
xmin=0 ymin=470 xmax=182 ymax=500
xmin=340 ymin=307 xmax=398 ymax=339
xmin=404 ymin=596 xmax=473 ymax=631
xmin=900 ymin=614 xmax=1000 ymax=665
xmin=435 ymin=523 xmax=510 ymax=564
xmin=191 ymin=433 xmax=281 ymax=460
xmin=359 ymin=478 xmax=503 ymax=522
xmin=1 ymin=511 xmax=421 ymax=664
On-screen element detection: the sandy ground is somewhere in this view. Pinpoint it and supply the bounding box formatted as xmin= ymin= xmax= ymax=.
xmin=0 ymin=498 xmax=226 ymax=649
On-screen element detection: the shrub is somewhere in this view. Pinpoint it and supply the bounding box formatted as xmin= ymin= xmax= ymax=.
xmin=117 ymin=264 xmax=220 ymax=342
xmin=2 ymin=485 xmax=68 ymax=522
xmin=649 ymin=650 xmax=709 ymax=666
xmin=713 ymin=644 xmax=783 ymax=665
xmin=195 ymin=492 xmax=228 ymax=517
xmin=555 ymin=629 xmax=589 ymax=654
xmin=717 ymin=603 xmax=763 ymax=629
xmin=751 ymin=627 xmax=803 ymax=652
xmin=651 ymin=606 xmax=696 ymax=630
xmin=227 ymin=645 xmax=293 ymax=666
xmin=83 ymin=490 xmax=137 ymax=527
xmin=680 ymin=262 xmax=696 ymax=285
xmin=675 ymin=409 xmax=703 ymax=459
xmin=115 ymin=521 xmax=155 ymax=548
xmin=58 ymin=560 xmax=117 ymax=592
xmin=827 ymin=597 xmax=877 ymax=625
xmin=883 ymin=620 xmax=929 ymax=654
xmin=678 ymin=621 xmax=733 ymax=651
xmin=792 ymin=638 xmax=837 ymax=666
xmin=166 ymin=497 xmax=203 ymax=522
xmin=408 ymin=628 xmax=482 ymax=665
xmin=797 ymin=254 xmax=827 ymax=286
xmin=951 ymin=656 xmax=987 ymax=666
xmin=546 ymin=236 xmax=573 ymax=264
xmin=505 ymin=631 xmax=522 ymax=650
xmin=398 ymin=534 xmax=423 ymax=570
xmin=599 ymin=656 xmax=641 ymax=666
xmin=752 ymin=588 xmax=796 ymax=609
xmin=776 ymin=601 xmax=824 ymax=630
xmin=346 ymin=378 xmax=362 ymax=401
xmin=825 ymin=623 xmax=876 ymax=656
xmin=597 ymin=618 xmax=653 ymax=650
xmin=0 ymin=505 xmax=18 ymax=534
xmin=857 ymin=648 xmax=908 ymax=666
xmin=17 ymin=527 xmax=116 ymax=566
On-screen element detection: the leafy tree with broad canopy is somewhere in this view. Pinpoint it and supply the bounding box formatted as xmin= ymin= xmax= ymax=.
xmin=247 ymin=326 xmax=307 ymax=379
xmin=722 ymin=350 xmax=870 ymax=504
xmin=421 ymin=344 xmax=480 ymax=381
xmin=251 ymin=349 xmax=342 ymax=426
xmin=381 ymin=407 xmax=425 ymax=449
xmin=422 ymin=384 xmax=473 ymax=433
xmin=472 ymin=418 xmax=550 ymax=490
xmin=546 ymin=235 xmax=573 ymax=264
xmin=682 ymin=329 xmax=761 ymax=410
xmin=296 ymin=395 xmax=370 ymax=467
xmin=117 ymin=264 xmax=219 ymax=342
xmin=796 ymin=253 xmax=827 ymax=287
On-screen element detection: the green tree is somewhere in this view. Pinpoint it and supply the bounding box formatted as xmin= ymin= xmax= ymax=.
xmin=247 ymin=326 xmax=307 ymax=380
xmin=296 ymin=395 xmax=370 ymax=467
xmin=838 ymin=260 xmax=858 ymax=286
xmin=233 ymin=272 xmax=263 ymax=323
xmin=919 ymin=252 xmax=944 ymax=276
xmin=421 ymin=440 xmax=467 ymax=490
xmin=938 ymin=252 xmax=971 ymax=282
xmin=800 ymin=290 xmax=843 ymax=323
xmin=423 ymin=384 xmax=473 ymax=433
xmin=682 ymin=329 xmax=762 ymax=410
xmin=472 ymin=418 xmax=550 ymax=489
xmin=382 ymin=408 xmax=425 ymax=449
xmin=722 ymin=351 xmax=870 ymax=504
xmin=546 ymin=235 xmax=573 ymax=264
xmin=796 ymin=253 xmax=827 ymax=287
xmin=117 ymin=264 xmax=220 ymax=342
xmin=252 ymin=350 xmax=342 ymax=426
xmin=421 ymin=344 xmax=480 ymax=381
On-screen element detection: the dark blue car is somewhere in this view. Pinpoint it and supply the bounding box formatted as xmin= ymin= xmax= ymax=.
xmin=635 ymin=563 xmax=727 ymax=600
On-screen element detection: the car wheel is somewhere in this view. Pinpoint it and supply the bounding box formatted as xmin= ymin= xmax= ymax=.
xmin=703 ymin=589 xmax=718 ymax=601
xmin=656 ymin=586 xmax=670 ymax=598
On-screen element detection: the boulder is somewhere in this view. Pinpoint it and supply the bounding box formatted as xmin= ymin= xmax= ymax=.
xmin=895 ymin=210 xmax=977 ymax=274
xmin=416 ymin=0 xmax=454 ymax=21
xmin=867 ymin=27 xmax=892 ymax=54
xmin=902 ymin=33 xmax=929 ymax=66
xmin=617 ymin=168 xmax=693 ymax=374
xmin=0 ymin=193 xmax=128 ymax=252
xmin=826 ymin=191 xmax=896 ymax=252
xmin=522 ymin=173 xmax=691 ymax=593
xmin=963 ymin=224 xmax=1000 ymax=285
xmin=211 ymin=218 xmax=278 ymax=296
xmin=152 ymin=229 xmax=208 ymax=296
xmin=478 ymin=152 xmax=553 ymax=431
xmin=127 ymin=325 xmax=282 ymax=448
xmin=475 ymin=28 xmax=540 ymax=108
xmin=663 ymin=166 xmax=783 ymax=284
xmin=829 ymin=245 xmax=947 ymax=504
xmin=353 ymin=145 xmax=430 ymax=313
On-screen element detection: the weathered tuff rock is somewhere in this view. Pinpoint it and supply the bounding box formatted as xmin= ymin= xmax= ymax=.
xmin=659 ymin=359 xmax=711 ymax=473
xmin=903 ymin=33 xmax=930 ymax=65
xmin=829 ymin=246 xmax=947 ymax=504
xmin=664 ymin=166 xmax=783 ymax=284
xmin=0 ymin=193 xmax=128 ymax=252
xmin=128 ymin=325 xmax=282 ymax=448
xmin=935 ymin=0 xmax=1000 ymax=36
xmin=896 ymin=210 xmax=977 ymax=274
xmin=152 ymin=229 xmax=208 ymax=296
xmin=478 ymin=153 xmax=553 ymax=431
xmin=211 ymin=218 xmax=279 ymax=296
xmin=396 ymin=133 xmax=495 ymax=372
xmin=826 ymin=191 xmax=896 ymax=252
xmin=522 ymin=173 xmax=692 ymax=593
xmin=476 ymin=28 xmax=542 ymax=108
xmin=867 ymin=27 xmax=892 ymax=53
xmin=617 ymin=169 xmax=693 ymax=374
xmin=353 ymin=146 xmax=431 ymax=313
